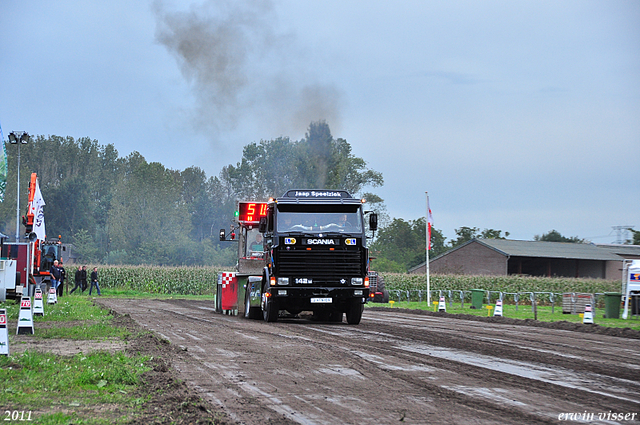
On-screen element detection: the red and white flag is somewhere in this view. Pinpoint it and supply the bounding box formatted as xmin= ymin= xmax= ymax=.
xmin=427 ymin=195 xmax=433 ymax=251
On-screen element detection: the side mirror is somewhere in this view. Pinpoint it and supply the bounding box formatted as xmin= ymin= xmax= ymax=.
xmin=267 ymin=204 xmax=274 ymax=232
xmin=369 ymin=213 xmax=378 ymax=231
xmin=219 ymin=229 xmax=226 ymax=241
xmin=259 ymin=217 xmax=267 ymax=233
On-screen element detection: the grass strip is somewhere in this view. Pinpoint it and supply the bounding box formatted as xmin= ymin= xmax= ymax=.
xmin=0 ymin=297 xmax=149 ymax=424
xmin=368 ymin=301 xmax=640 ymax=331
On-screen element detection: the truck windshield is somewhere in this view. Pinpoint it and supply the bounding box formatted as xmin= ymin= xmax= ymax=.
xmin=41 ymin=245 xmax=59 ymax=271
xmin=277 ymin=211 xmax=362 ymax=233
xmin=245 ymin=227 xmax=264 ymax=257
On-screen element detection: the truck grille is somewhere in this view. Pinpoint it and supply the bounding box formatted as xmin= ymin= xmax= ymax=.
xmin=277 ymin=249 xmax=363 ymax=283
xmin=368 ymin=272 xmax=378 ymax=290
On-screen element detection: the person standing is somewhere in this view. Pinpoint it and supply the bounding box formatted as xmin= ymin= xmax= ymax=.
xmin=58 ymin=260 xmax=66 ymax=297
xmin=70 ymin=266 xmax=83 ymax=294
xmin=81 ymin=266 xmax=88 ymax=292
xmin=89 ymin=267 xmax=102 ymax=296
xmin=49 ymin=260 xmax=62 ymax=293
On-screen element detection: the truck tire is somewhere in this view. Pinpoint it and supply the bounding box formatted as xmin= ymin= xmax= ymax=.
xmin=382 ymin=289 xmax=390 ymax=304
xmin=244 ymin=290 xmax=261 ymax=320
xmin=263 ymin=295 xmax=278 ymax=322
xmin=346 ymin=300 xmax=364 ymax=325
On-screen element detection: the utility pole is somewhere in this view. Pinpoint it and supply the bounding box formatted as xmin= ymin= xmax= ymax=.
xmin=612 ymin=225 xmax=634 ymax=244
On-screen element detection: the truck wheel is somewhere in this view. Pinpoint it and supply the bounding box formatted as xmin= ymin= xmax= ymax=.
xmin=346 ymin=300 xmax=364 ymax=325
xmin=263 ymin=295 xmax=278 ymax=322
xmin=377 ymin=274 xmax=386 ymax=290
xmin=382 ymin=289 xmax=390 ymax=304
xmin=244 ymin=290 xmax=261 ymax=320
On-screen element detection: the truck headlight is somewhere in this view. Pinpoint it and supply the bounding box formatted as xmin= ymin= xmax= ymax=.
xmin=277 ymin=277 xmax=289 ymax=285
xmin=350 ymin=277 xmax=363 ymax=285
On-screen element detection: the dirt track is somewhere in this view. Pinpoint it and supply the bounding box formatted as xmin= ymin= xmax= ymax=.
xmin=97 ymin=298 xmax=640 ymax=424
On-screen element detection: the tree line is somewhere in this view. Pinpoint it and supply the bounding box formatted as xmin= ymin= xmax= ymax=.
xmin=2 ymin=121 xmax=629 ymax=270
xmin=0 ymin=121 xmax=383 ymax=266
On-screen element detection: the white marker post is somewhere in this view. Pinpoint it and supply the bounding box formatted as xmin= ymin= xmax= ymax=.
xmin=583 ymin=304 xmax=594 ymax=324
xmin=0 ymin=309 xmax=9 ymax=355
xmin=494 ymin=299 xmax=503 ymax=317
xmin=47 ymin=286 xmax=57 ymax=305
xmin=33 ymin=288 xmax=45 ymax=316
xmin=438 ymin=296 xmax=446 ymax=312
xmin=16 ymin=296 xmax=34 ymax=335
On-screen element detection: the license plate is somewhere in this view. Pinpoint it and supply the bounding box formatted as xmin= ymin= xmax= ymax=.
xmin=311 ymin=297 xmax=332 ymax=304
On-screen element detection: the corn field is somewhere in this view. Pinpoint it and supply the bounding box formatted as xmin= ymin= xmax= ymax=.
xmin=382 ymin=273 xmax=621 ymax=294
xmin=91 ymin=266 xmax=621 ymax=297
xmin=94 ymin=265 xmax=229 ymax=295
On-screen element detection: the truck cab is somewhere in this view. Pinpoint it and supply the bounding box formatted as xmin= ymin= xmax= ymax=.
xmin=257 ymin=190 xmax=376 ymax=324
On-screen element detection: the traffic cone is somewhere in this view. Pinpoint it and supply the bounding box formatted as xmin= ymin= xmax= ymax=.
xmin=0 ymin=309 xmax=9 ymax=355
xmin=33 ymin=288 xmax=45 ymax=316
xmin=493 ymin=299 xmax=503 ymax=317
xmin=583 ymin=304 xmax=594 ymax=324
xmin=438 ymin=296 xmax=446 ymax=312
xmin=47 ymin=287 xmax=57 ymax=305
xmin=16 ymin=296 xmax=34 ymax=335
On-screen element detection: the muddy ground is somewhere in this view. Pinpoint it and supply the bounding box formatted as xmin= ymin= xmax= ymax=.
xmin=79 ymin=298 xmax=640 ymax=425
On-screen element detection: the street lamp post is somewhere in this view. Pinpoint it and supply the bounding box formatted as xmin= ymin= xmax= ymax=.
xmin=8 ymin=132 xmax=30 ymax=242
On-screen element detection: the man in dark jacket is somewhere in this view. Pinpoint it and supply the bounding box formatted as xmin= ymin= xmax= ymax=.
xmin=70 ymin=266 xmax=83 ymax=295
xmin=58 ymin=260 xmax=66 ymax=297
xmin=81 ymin=266 xmax=88 ymax=292
xmin=49 ymin=260 xmax=62 ymax=293
xmin=89 ymin=267 xmax=101 ymax=296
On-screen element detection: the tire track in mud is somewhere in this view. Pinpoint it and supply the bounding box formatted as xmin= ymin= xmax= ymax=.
xmin=288 ymin=319 xmax=640 ymax=421
xmin=99 ymin=299 xmax=640 ymax=425
xmin=363 ymin=312 xmax=640 ymax=381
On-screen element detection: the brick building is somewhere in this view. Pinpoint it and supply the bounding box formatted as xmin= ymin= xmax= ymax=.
xmin=409 ymin=239 xmax=640 ymax=280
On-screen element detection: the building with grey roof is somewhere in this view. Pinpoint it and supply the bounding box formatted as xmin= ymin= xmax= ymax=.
xmin=409 ymin=239 xmax=640 ymax=280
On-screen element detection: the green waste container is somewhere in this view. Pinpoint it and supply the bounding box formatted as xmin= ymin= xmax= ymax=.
xmin=471 ymin=289 xmax=484 ymax=310
xmin=604 ymin=292 xmax=622 ymax=319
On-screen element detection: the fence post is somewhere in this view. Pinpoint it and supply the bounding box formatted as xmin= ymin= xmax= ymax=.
xmin=460 ymin=290 xmax=465 ymax=309
xmin=514 ymin=292 xmax=519 ymax=312
xmin=530 ymin=292 xmax=537 ymax=319
xmin=549 ymin=293 xmax=555 ymax=314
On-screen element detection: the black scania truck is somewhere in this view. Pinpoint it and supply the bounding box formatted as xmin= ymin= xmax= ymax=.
xmin=240 ymin=190 xmax=377 ymax=324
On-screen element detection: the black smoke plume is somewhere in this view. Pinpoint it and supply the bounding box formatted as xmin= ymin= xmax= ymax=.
xmin=153 ymin=0 xmax=342 ymax=143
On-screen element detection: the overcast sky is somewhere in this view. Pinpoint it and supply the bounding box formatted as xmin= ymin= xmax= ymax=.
xmin=1 ymin=0 xmax=638 ymax=243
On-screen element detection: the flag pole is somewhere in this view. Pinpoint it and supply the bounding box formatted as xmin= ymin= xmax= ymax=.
xmin=425 ymin=192 xmax=431 ymax=306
